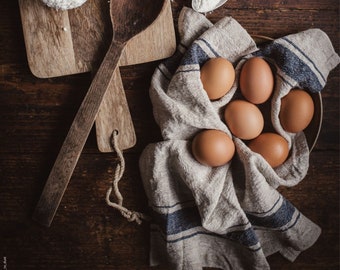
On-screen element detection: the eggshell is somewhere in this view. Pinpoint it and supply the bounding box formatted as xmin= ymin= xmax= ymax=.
xmin=192 ymin=129 xmax=235 ymax=167
xmin=224 ymin=100 xmax=264 ymax=140
xmin=200 ymin=57 xmax=235 ymax=100
xmin=279 ymin=89 xmax=314 ymax=133
xmin=239 ymin=57 xmax=274 ymax=104
xmin=248 ymin=133 xmax=289 ymax=168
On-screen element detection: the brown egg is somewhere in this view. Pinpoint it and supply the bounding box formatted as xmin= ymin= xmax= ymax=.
xmin=224 ymin=100 xmax=264 ymax=140
xmin=279 ymin=89 xmax=314 ymax=133
xmin=239 ymin=57 xmax=274 ymax=104
xmin=248 ymin=133 xmax=289 ymax=168
xmin=192 ymin=129 xmax=235 ymax=167
xmin=200 ymin=57 xmax=235 ymax=100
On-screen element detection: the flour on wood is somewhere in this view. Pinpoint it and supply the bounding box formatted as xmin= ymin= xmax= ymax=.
xmin=41 ymin=0 xmax=88 ymax=10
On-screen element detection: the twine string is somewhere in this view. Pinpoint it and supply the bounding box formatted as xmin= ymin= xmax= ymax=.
xmin=105 ymin=130 xmax=148 ymax=225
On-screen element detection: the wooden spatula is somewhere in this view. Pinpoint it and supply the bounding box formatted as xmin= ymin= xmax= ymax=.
xmin=95 ymin=0 xmax=175 ymax=152
xmin=33 ymin=0 xmax=166 ymax=227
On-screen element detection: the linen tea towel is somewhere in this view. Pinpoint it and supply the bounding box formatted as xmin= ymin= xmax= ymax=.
xmin=139 ymin=7 xmax=339 ymax=270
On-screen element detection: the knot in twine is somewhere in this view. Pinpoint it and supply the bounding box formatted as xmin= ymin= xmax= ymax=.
xmin=105 ymin=130 xmax=148 ymax=225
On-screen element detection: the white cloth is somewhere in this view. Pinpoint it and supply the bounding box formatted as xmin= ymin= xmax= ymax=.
xmin=139 ymin=7 xmax=339 ymax=270
xmin=192 ymin=0 xmax=228 ymax=12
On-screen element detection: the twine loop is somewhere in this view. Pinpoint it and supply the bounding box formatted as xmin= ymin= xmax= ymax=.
xmin=105 ymin=130 xmax=148 ymax=225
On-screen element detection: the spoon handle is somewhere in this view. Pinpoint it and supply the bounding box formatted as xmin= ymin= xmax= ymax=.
xmin=33 ymin=41 xmax=126 ymax=227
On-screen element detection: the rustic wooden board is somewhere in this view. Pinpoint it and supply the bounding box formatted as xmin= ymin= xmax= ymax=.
xmin=18 ymin=0 xmax=175 ymax=78
xmin=26 ymin=0 xmax=175 ymax=227
xmin=18 ymin=0 xmax=176 ymax=151
xmin=96 ymin=0 xmax=176 ymax=152
xmin=19 ymin=0 xmax=76 ymax=78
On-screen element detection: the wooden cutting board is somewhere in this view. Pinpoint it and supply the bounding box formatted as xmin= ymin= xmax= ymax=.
xmin=18 ymin=0 xmax=176 ymax=150
xmin=95 ymin=0 xmax=176 ymax=152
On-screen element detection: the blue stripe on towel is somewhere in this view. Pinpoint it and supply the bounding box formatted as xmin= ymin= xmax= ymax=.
xmin=152 ymin=206 xmax=259 ymax=248
xmin=163 ymin=50 xmax=186 ymax=75
xmin=246 ymin=198 xmax=295 ymax=229
xmin=180 ymin=42 xmax=211 ymax=66
xmin=162 ymin=38 xmax=218 ymax=76
xmin=282 ymin=37 xmax=326 ymax=83
xmin=157 ymin=66 xmax=171 ymax=81
xmin=152 ymin=198 xmax=297 ymax=248
xmin=226 ymin=228 xmax=259 ymax=247
xmin=175 ymin=68 xmax=201 ymax=75
xmin=245 ymin=195 xmax=281 ymax=215
xmin=153 ymin=206 xmax=202 ymax=235
xmin=254 ymin=41 xmax=323 ymax=92
xmin=282 ymin=212 xmax=301 ymax=232
xmin=196 ymin=38 xmax=220 ymax=57
xmin=152 ymin=225 xmax=260 ymax=251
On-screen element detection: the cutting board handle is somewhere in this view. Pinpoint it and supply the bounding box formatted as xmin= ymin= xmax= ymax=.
xmin=32 ymin=41 xmax=126 ymax=226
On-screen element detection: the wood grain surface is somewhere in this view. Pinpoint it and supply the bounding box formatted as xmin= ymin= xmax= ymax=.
xmin=0 ymin=0 xmax=339 ymax=269
xmin=95 ymin=0 xmax=176 ymax=152
xmin=18 ymin=0 xmax=174 ymax=78
xmin=32 ymin=0 xmax=167 ymax=227
xmin=19 ymin=0 xmax=176 ymax=152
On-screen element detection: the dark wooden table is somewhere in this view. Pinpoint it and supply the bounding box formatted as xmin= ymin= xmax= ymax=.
xmin=1 ymin=0 xmax=338 ymax=269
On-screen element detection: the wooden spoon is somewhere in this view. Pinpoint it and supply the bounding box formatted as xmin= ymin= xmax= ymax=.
xmin=33 ymin=0 xmax=165 ymax=227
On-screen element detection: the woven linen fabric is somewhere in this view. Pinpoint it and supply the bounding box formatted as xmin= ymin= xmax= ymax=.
xmin=191 ymin=0 xmax=228 ymax=13
xmin=139 ymin=7 xmax=340 ymax=270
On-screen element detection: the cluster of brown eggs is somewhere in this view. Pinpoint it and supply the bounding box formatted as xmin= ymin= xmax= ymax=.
xmin=191 ymin=56 xmax=315 ymax=168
